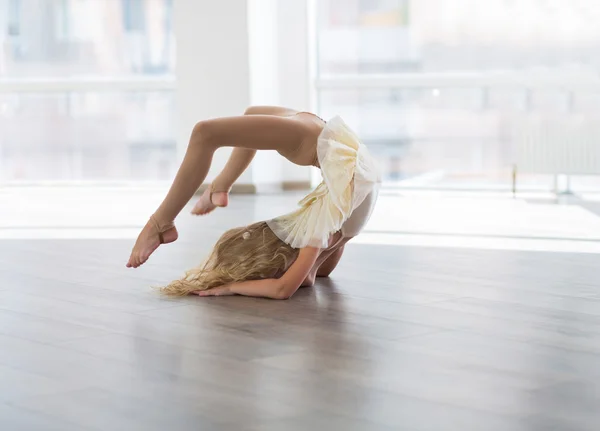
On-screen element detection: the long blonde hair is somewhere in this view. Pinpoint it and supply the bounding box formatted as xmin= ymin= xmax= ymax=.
xmin=161 ymin=221 xmax=299 ymax=296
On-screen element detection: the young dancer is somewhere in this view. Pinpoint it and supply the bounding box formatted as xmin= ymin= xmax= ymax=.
xmin=161 ymin=189 xmax=378 ymax=299
xmin=127 ymin=106 xmax=380 ymax=297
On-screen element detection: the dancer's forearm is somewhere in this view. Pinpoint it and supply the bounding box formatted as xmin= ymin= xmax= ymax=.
xmin=195 ymin=278 xmax=294 ymax=300
xmin=230 ymin=278 xmax=292 ymax=299
xmin=224 ymin=247 xmax=320 ymax=299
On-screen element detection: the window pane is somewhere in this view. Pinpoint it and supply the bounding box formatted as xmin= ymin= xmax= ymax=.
xmin=0 ymin=91 xmax=177 ymax=181
xmin=319 ymin=87 xmax=508 ymax=184
xmin=317 ymin=0 xmax=600 ymax=74
xmin=319 ymin=88 xmax=600 ymax=189
xmin=316 ymin=0 xmax=600 ymax=191
xmin=0 ymin=0 xmax=174 ymax=77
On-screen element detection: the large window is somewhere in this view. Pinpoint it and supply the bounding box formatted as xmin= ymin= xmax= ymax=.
xmin=0 ymin=0 xmax=174 ymax=77
xmin=0 ymin=0 xmax=175 ymax=182
xmin=315 ymin=0 xmax=600 ymax=190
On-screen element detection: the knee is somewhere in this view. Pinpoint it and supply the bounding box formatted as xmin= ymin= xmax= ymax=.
xmin=301 ymin=272 xmax=316 ymax=287
xmin=191 ymin=121 xmax=215 ymax=149
xmin=316 ymin=268 xmax=332 ymax=278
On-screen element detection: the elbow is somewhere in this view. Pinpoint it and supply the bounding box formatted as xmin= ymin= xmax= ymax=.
xmin=273 ymin=282 xmax=296 ymax=300
xmin=274 ymin=288 xmax=293 ymax=300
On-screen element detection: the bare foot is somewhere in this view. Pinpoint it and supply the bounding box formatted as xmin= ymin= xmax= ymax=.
xmin=191 ymin=188 xmax=229 ymax=216
xmin=126 ymin=217 xmax=178 ymax=268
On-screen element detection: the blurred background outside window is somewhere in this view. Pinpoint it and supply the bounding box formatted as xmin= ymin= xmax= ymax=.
xmin=315 ymin=0 xmax=600 ymax=192
xmin=0 ymin=0 xmax=175 ymax=182
xmin=2 ymin=0 xmax=600 ymax=192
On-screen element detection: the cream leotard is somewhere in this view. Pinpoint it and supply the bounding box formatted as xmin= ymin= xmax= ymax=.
xmin=339 ymin=186 xmax=379 ymax=238
xmin=268 ymin=116 xmax=381 ymax=249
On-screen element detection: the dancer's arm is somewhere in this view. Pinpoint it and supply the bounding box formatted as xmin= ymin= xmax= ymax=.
xmin=196 ymin=247 xmax=320 ymax=300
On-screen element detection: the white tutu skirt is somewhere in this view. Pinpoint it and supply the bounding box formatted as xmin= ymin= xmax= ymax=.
xmin=267 ymin=116 xmax=381 ymax=249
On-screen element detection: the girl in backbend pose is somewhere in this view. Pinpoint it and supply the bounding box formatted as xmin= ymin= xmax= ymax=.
xmin=127 ymin=106 xmax=380 ymax=299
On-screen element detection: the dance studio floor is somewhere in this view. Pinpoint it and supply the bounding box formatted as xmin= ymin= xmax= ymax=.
xmin=1 ymin=188 xmax=600 ymax=430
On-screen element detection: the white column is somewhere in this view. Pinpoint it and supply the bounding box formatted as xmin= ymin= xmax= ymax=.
xmin=174 ymin=0 xmax=253 ymax=187
xmin=247 ymin=0 xmax=315 ymax=192
xmin=277 ymin=0 xmax=315 ymax=189
xmin=246 ymin=0 xmax=283 ymax=193
xmin=175 ymin=0 xmax=314 ymax=193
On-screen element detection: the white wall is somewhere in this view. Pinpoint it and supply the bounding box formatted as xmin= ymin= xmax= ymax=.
xmin=174 ymin=0 xmax=252 ymax=184
xmin=277 ymin=0 xmax=315 ymax=186
xmin=247 ymin=0 xmax=284 ymax=191
xmin=175 ymin=0 xmax=314 ymax=192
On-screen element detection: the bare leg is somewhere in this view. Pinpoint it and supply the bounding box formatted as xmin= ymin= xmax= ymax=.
xmin=190 ymin=147 xmax=253 ymax=215
xmin=192 ymin=106 xmax=299 ymax=215
xmin=301 ymin=236 xmax=348 ymax=286
xmin=127 ymin=114 xmax=313 ymax=268
xmin=316 ymin=244 xmax=345 ymax=277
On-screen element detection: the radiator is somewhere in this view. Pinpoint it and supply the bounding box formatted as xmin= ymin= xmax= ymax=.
xmin=512 ymin=115 xmax=600 ymax=175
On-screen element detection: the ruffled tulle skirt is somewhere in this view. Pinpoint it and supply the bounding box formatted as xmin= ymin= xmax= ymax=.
xmin=267 ymin=116 xmax=381 ymax=249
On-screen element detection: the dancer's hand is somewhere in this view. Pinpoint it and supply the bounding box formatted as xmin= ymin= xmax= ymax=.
xmin=193 ymin=286 xmax=234 ymax=297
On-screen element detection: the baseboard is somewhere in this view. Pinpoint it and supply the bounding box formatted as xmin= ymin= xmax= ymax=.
xmin=196 ymin=181 xmax=311 ymax=195
xmin=196 ymin=183 xmax=257 ymax=195
xmin=282 ymin=181 xmax=312 ymax=191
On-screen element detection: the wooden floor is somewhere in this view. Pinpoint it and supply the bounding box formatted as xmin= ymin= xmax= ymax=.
xmin=1 ymin=194 xmax=600 ymax=431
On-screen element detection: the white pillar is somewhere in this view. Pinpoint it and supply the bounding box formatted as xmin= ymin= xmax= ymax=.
xmin=247 ymin=0 xmax=315 ymax=192
xmin=277 ymin=0 xmax=315 ymax=189
xmin=175 ymin=0 xmax=314 ymax=193
xmin=246 ymin=0 xmax=283 ymax=193
xmin=175 ymin=0 xmax=253 ymax=188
